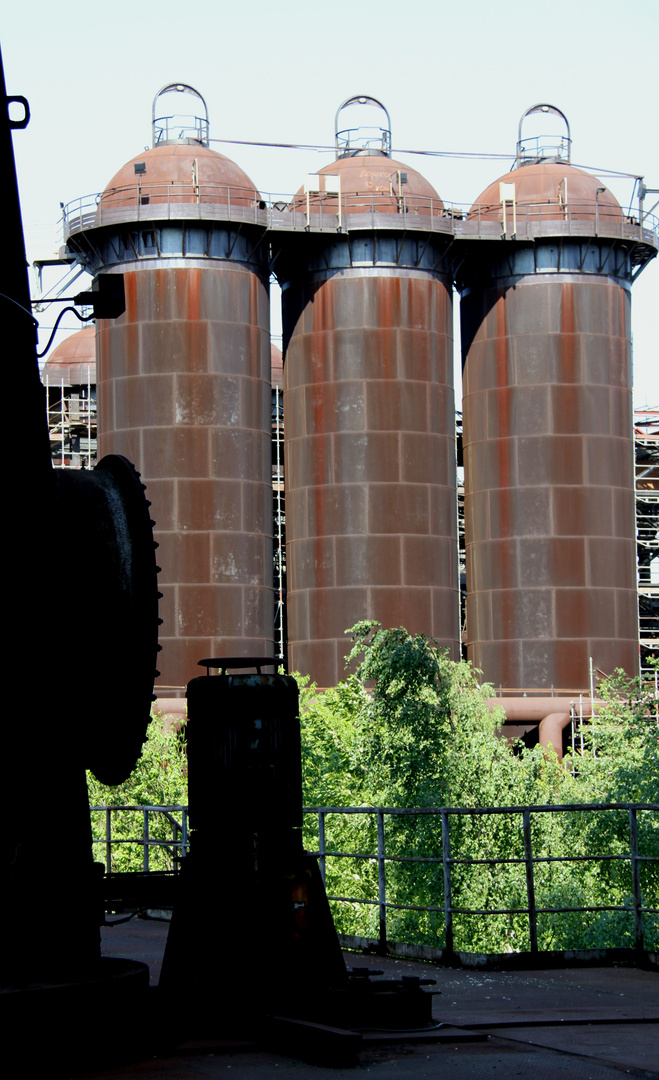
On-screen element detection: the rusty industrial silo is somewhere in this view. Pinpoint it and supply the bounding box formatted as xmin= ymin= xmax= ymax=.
xmin=457 ymin=105 xmax=658 ymax=691
xmin=274 ymin=96 xmax=460 ymax=687
xmin=64 ymin=84 xmax=274 ymax=695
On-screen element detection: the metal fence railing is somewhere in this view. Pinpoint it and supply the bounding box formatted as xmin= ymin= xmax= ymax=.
xmin=90 ymin=804 xmax=188 ymax=874
xmin=303 ymin=803 xmax=658 ymax=955
xmin=90 ymin=801 xmax=657 ymax=956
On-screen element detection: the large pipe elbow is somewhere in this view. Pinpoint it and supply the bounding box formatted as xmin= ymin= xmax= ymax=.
xmin=487 ymin=698 xmax=604 ymax=762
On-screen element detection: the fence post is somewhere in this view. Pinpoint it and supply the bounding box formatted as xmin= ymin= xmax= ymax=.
xmin=441 ymin=810 xmax=454 ymax=954
xmin=181 ymin=808 xmax=188 ymax=860
xmin=143 ymin=808 xmax=149 ymax=873
xmin=522 ymin=809 xmax=538 ymax=952
xmin=105 ymin=808 xmax=112 ymax=875
xmin=318 ymin=811 xmax=326 ymax=886
xmin=377 ymin=810 xmax=387 ymax=954
xmin=629 ymin=807 xmax=644 ymax=951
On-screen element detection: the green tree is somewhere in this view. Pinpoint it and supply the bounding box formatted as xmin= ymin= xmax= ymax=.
xmin=298 ymin=624 xmax=658 ymax=952
xmin=87 ymin=710 xmax=188 ymax=872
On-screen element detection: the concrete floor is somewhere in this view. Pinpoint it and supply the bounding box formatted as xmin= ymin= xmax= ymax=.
xmin=80 ymin=916 xmax=659 ymax=1080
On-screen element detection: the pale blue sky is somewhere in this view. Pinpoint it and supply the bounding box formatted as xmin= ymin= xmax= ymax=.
xmin=4 ymin=0 xmax=657 ymax=404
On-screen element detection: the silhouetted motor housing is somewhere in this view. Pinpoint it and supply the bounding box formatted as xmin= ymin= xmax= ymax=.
xmin=276 ymin=134 xmax=459 ymax=688
xmin=459 ymin=144 xmax=640 ymax=691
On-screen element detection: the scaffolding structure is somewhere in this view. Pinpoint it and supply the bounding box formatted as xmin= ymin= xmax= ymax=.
xmin=44 ymin=367 xmax=97 ymax=469
xmin=456 ymin=411 xmax=466 ymax=656
xmin=635 ymin=407 xmax=659 ymax=675
xmin=272 ymin=383 xmax=286 ymax=663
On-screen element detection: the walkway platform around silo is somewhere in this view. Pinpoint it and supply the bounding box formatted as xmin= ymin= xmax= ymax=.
xmin=67 ymin=917 xmax=659 ymax=1079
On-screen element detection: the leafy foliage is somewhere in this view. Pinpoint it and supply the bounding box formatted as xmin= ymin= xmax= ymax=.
xmin=87 ymin=710 xmax=188 ymax=873
xmin=298 ymin=622 xmax=659 ymax=953
xmin=86 ymin=625 xmax=658 ymax=953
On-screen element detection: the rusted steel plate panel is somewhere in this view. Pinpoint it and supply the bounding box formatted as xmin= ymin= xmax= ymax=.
xmin=284 ymin=269 xmax=459 ymax=688
xmin=97 ymin=264 xmax=274 ymax=693
xmin=462 ymin=275 xmax=637 ymax=690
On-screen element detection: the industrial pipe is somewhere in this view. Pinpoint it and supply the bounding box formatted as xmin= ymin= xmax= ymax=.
xmin=487 ymin=698 xmax=605 ymax=761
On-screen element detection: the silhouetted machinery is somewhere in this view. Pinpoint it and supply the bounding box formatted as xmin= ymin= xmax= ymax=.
xmin=160 ymin=659 xmax=436 ymax=1057
xmin=2 ymin=50 xmax=434 ymax=1068
xmin=2 ymin=44 xmax=159 ymax=1067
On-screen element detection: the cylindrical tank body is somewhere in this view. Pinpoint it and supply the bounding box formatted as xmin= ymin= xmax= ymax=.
xmin=277 ymin=152 xmax=459 ymax=687
xmin=66 ymin=129 xmax=273 ymax=694
xmin=459 ymin=161 xmax=639 ymax=690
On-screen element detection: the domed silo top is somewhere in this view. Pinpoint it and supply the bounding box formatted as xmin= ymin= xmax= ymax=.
xmin=41 ymin=326 xmax=96 ymax=386
xmin=98 ymin=83 xmax=260 ymax=212
xmin=100 ymin=144 xmax=260 ymax=211
xmin=291 ymin=95 xmax=443 ymax=218
xmin=469 ymin=104 xmax=622 ymax=227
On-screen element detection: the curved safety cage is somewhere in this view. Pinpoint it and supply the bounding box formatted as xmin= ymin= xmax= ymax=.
xmin=516 ymin=102 xmax=571 ymax=167
xmin=152 ymin=82 xmax=210 ymax=147
xmin=335 ymin=94 xmax=392 ymax=158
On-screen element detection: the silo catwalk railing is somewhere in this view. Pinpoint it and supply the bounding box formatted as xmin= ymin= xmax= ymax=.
xmin=61 ymin=189 xmax=659 ymax=249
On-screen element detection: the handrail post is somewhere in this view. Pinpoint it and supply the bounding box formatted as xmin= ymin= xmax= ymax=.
xmin=441 ymin=810 xmax=454 ymax=953
xmin=522 ymin=809 xmax=538 ymax=952
xmin=318 ymin=810 xmax=327 ymax=886
xmin=629 ymin=807 xmax=644 ymax=951
xmin=181 ymin=808 xmax=188 ymax=860
xmin=143 ymin=808 xmax=149 ymax=873
xmin=105 ymin=807 xmax=112 ymax=875
xmin=377 ymin=809 xmax=387 ymax=954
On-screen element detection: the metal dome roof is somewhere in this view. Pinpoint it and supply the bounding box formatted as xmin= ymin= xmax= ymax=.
xmin=290 ymin=95 xmax=443 ymax=218
xmin=291 ymin=153 xmax=443 ymax=218
xmin=470 ymin=105 xmax=622 ymax=227
xmin=41 ymin=326 xmax=96 ymax=385
xmin=470 ymin=162 xmax=622 ymax=225
xmin=100 ymin=143 xmax=260 ymax=210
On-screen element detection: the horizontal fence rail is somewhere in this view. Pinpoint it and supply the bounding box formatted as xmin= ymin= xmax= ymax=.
xmin=304 ymin=803 xmax=658 ymax=956
xmin=90 ymin=805 xmax=188 ymax=874
xmin=90 ymin=802 xmax=658 ymax=956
